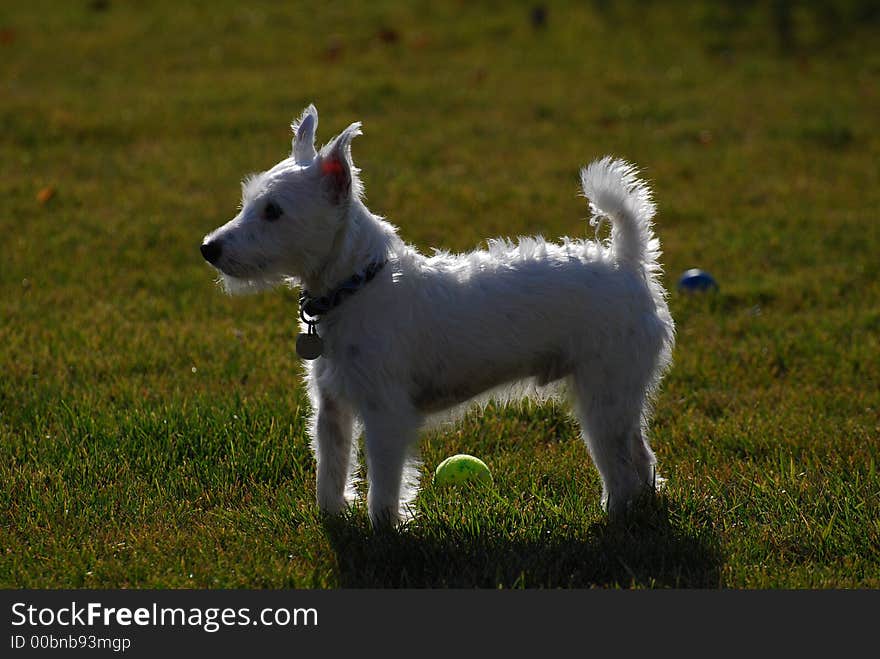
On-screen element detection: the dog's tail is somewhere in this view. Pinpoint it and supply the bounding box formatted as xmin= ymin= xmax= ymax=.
xmin=579 ymin=157 xmax=660 ymax=270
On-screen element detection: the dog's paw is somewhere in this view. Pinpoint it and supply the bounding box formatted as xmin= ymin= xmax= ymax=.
xmin=317 ymin=493 xmax=350 ymax=516
xmin=368 ymin=505 xmax=405 ymax=531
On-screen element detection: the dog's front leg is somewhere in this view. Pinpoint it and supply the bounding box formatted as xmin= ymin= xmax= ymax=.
xmin=362 ymin=409 xmax=420 ymax=528
xmin=313 ymin=392 xmax=356 ymax=515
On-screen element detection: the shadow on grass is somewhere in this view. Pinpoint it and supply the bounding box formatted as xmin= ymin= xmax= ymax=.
xmin=322 ymin=499 xmax=723 ymax=588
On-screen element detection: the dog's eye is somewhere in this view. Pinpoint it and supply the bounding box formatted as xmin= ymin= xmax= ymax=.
xmin=263 ymin=201 xmax=283 ymax=221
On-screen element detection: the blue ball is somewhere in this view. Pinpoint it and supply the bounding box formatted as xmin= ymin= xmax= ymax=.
xmin=677 ymin=268 xmax=718 ymax=293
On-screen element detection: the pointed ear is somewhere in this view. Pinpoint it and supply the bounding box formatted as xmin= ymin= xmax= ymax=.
xmin=291 ymin=104 xmax=319 ymax=164
xmin=317 ymin=122 xmax=362 ymax=204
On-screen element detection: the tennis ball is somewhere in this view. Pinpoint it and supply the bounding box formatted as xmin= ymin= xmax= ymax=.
xmin=433 ymin=454 xmax=492 ymax=486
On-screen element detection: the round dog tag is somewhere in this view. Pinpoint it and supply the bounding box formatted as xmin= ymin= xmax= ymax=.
xmin=296 ymin=333 xmax=323 ymax=360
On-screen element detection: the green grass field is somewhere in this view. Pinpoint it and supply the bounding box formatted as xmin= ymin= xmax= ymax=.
xmin=2 ymin=1 xmax=879 ymax=588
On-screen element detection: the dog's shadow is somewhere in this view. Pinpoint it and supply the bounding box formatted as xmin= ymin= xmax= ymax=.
xmin=322 ymin=498 xmax=723 ymax=588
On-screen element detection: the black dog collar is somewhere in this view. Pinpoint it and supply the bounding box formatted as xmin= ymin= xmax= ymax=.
xmin=296 ymin=260 xmax=387 ymax=360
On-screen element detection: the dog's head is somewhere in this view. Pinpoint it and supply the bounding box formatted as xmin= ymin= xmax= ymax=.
xmin=200 ymin=105 xmax=363 ymax=293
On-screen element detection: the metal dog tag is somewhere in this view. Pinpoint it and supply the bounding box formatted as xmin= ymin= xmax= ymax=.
xmin=296 ymin=332 xmax=323 ymax=360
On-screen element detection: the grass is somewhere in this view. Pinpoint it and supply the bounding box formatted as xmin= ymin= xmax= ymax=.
xmin=2 ymin=0 xmax=879 ymax=588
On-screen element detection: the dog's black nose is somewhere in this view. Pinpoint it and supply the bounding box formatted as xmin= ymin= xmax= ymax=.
xmin=200 ymin=239 xmax=222 ymax=265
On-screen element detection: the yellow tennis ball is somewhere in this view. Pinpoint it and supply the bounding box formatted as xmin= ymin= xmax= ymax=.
xmin=433 ymin=454 xmax=492 ymax=486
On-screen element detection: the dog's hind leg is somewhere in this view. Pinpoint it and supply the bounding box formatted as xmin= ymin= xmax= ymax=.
xmin=569 ymin=371 xmax=657 ymax=517
xmin=362 ymin=406 xmax=422 ymax=528
xmin=312 ymin=392 xmax=357 ymax=515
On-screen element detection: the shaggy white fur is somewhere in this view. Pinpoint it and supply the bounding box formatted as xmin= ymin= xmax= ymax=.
xmin=202 ymin=105 xmax=675 ymax=526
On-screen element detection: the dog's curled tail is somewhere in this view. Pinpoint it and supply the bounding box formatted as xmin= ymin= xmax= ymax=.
xmin=579 ymin=157 xmax=660 ymax=269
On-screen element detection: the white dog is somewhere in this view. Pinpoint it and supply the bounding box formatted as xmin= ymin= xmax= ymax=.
xmin=201 ymin=105 xmax=674 ymax=527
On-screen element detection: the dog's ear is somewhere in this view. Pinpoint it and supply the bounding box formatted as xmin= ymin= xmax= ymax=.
xmin=291 ymin=104 xmax=319 ymax=164
xmin=317 ymin=121 xmax=362 ymax=205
